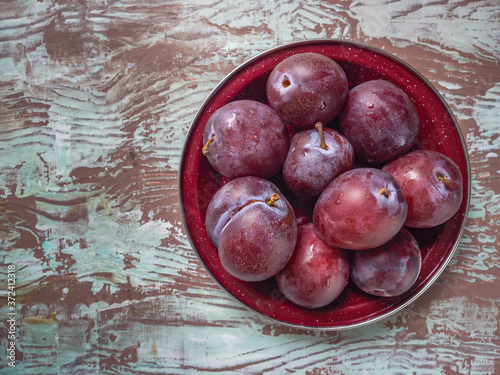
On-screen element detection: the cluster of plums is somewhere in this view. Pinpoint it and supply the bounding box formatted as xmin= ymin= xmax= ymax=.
xmin=201 ymin=52 xmax=463 ymax=309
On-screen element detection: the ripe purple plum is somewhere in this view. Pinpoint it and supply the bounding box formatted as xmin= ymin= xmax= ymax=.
xmin=339 ymin=79 xmax=419 ymax=164
xmin=205 ymin=176 xmax=298 ymax=282
xmin=313 ymin=168 xmax=408 ymax=250
xmin=382 ymin=150 xmax=463 ymax=228
xmin=276 ymin=223 xmax=350 ymax=309
xmin=266 ymin=52 xmax=348 ymax=129
xmin=202 ymin=100 xmax=289 ymax=180
xmin=350 ymin=227 xmax=422 ymax=297
xmin=282 ymin=122 xmax=355 ymax=197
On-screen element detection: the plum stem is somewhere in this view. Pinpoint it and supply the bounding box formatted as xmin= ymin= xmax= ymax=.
xmin=437 ymin=173 xmax=451 ymax=188
xmin=202 ymin=135 xmax=215 ymax=156
xmin=267 ymin=193 xmax=280 ymax=206
xmin=315 ymin=122 xmax=329 ymax=150
xmin=378 ymin=187 xmax=389 ymax=197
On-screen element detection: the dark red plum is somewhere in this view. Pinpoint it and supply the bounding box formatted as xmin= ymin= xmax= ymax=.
xmin=266 ymin=53 xmax=348 ymax=129
xmin=382 ymin=150 xmax=463 ymax=228
xmin=205 ymin=176 xmax=298 ymax=282
xmin=202 ymin=100 xmax=289 ymax=179
xmin=276 ymin=223 xmax=350 ymax=309
xmin=350 ymin=227 xmax=422 ymax=297
xmin=313 ymin=168 xmax=408 ymax=250
xmin=339 ymin=79 xmax=419 ymax=164
xmin=282 ymin=123 xmax=355 ymax=197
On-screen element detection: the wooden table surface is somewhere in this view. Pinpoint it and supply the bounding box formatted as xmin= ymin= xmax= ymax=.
xmin=1 ymin=0 xmax=499 ymax=374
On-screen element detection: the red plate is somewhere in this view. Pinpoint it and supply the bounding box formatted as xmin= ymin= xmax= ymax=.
xmin=179 ymin=39 xmax=471 ymax=330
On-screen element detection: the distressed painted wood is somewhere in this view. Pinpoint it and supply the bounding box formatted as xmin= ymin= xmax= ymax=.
xmin=0 ymin=0 xmax=499 ymax=374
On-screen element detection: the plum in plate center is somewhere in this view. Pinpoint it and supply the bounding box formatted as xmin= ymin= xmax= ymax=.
xmin=282 ymin=122 xmax=355 ymax=197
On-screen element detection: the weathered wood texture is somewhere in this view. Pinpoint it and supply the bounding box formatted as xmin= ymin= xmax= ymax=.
xmin=0 ymin=0 xmax=499 ymax=374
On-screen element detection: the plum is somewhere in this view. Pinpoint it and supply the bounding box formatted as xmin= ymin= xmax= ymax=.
xmin=282 ymin=122 xmax=355 ymax=197
xmin=202 ymin=99 xmax=289 ymax=180
xmin=382 ymin=150 xmax=463 ymax=228
xmin=350 ymin=227 xmax=422 ymax=297
xmin=276 ymin=223 xmax=350 ymax=309
xmin=339 ymin=79 xmax=419 ymax=164
xmin=313 ymin=168 xmax=408 ymax=250
xmin=205 ymin=176 xmax=298 ymax=282
xmin=266 ymin=52 xmax=348 ymax=129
